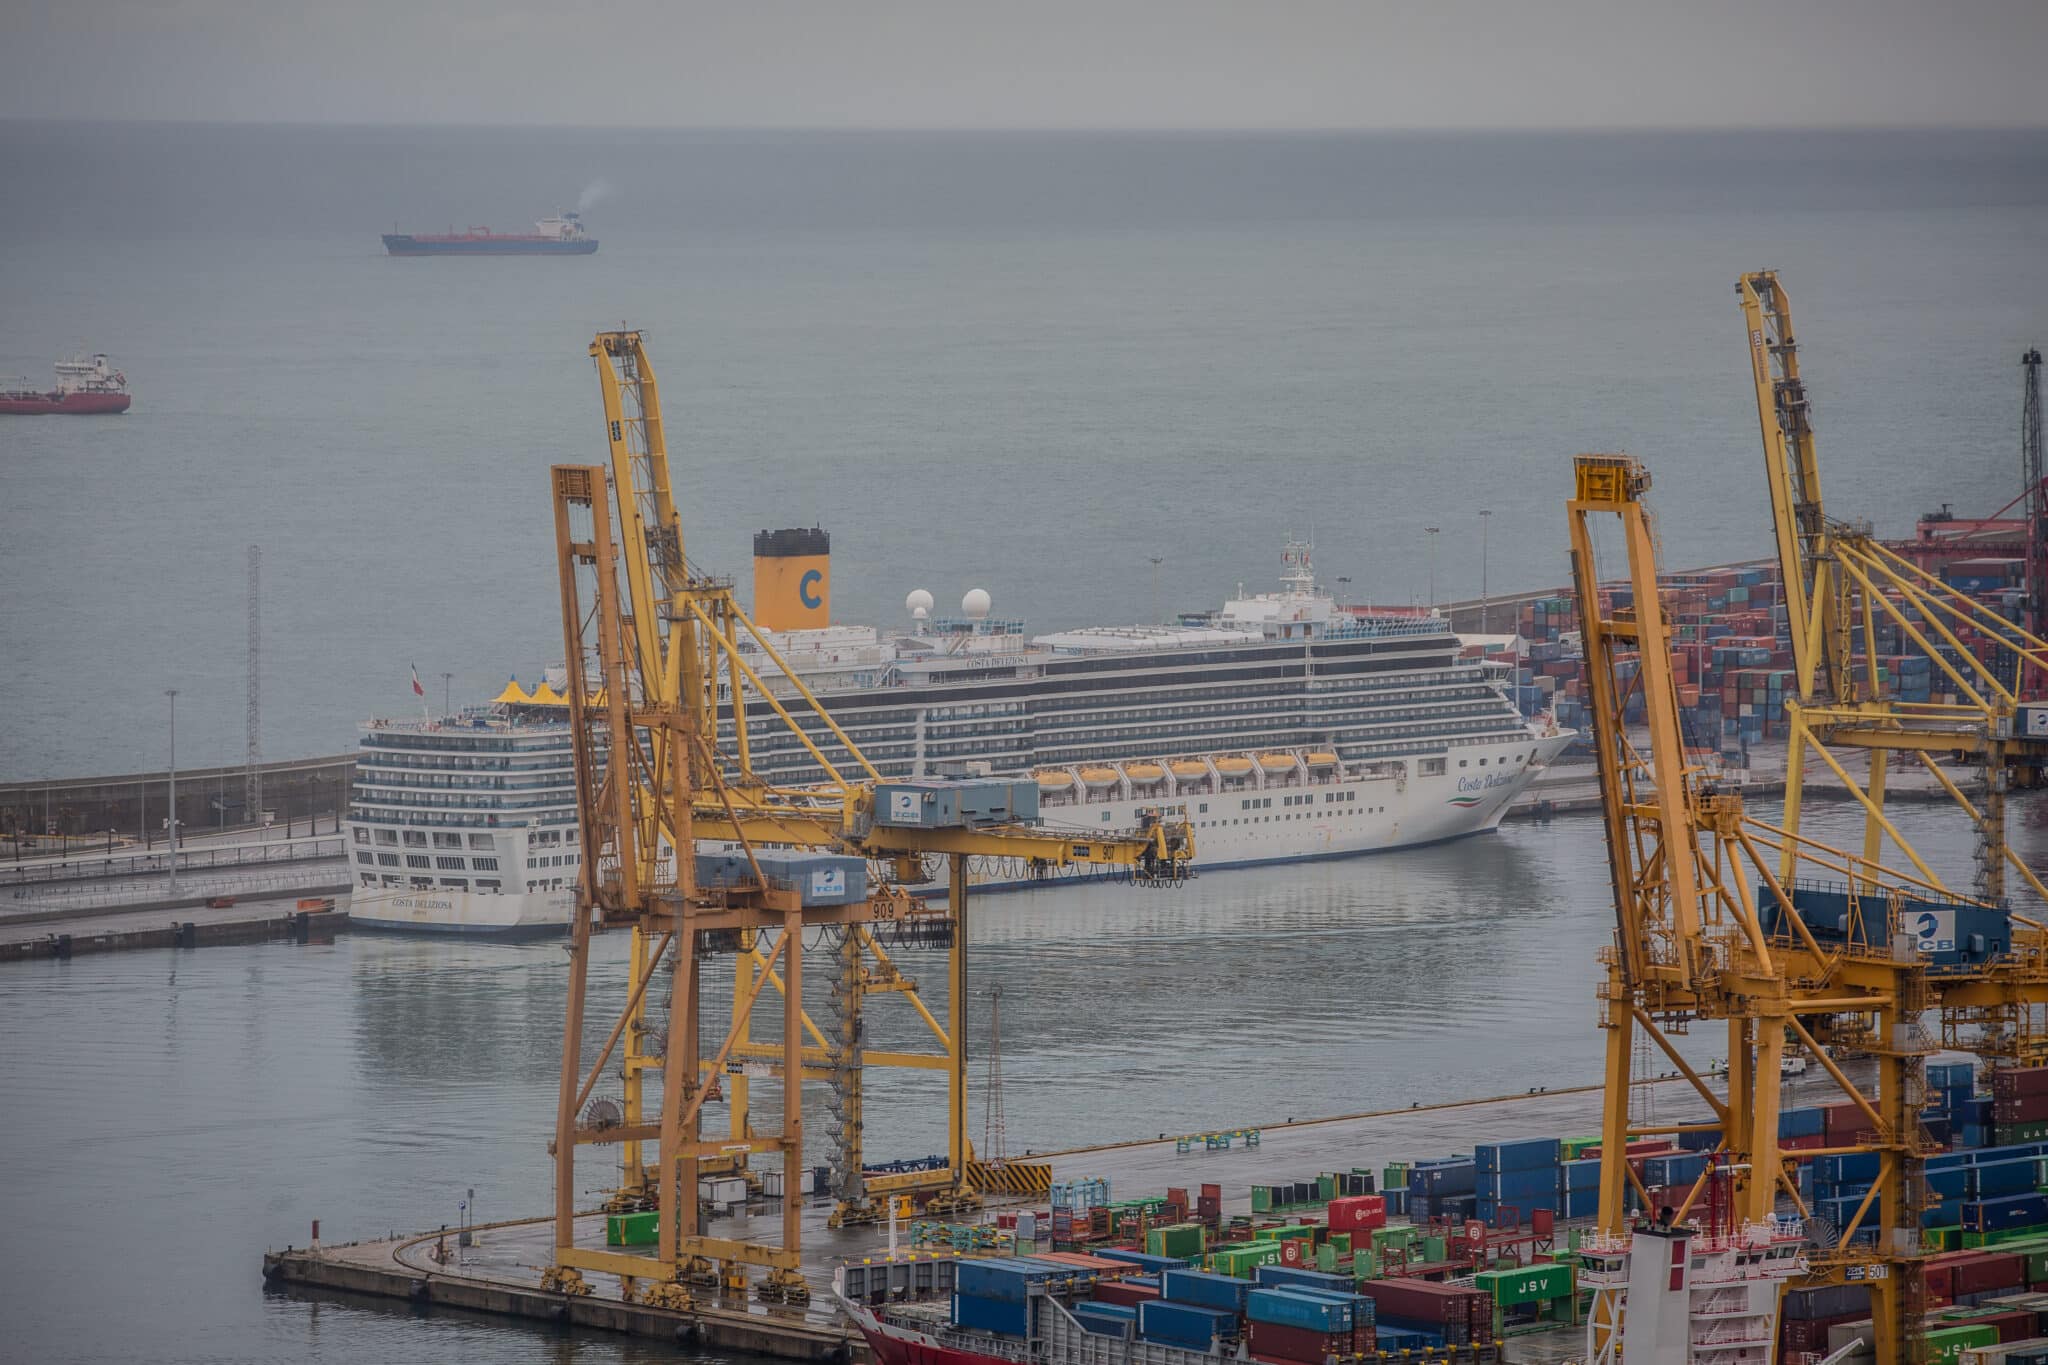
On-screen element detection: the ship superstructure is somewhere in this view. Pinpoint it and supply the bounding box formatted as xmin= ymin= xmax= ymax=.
xmin=724 ymin=535 xmax=1571 ymax=873
xmin=1576 ymin=1218 xmax=1810 ymax=1363
xmin=342 ymin=686 xmax=586 ymax=935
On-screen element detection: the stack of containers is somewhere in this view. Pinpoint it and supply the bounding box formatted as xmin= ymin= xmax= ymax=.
xmin=1475 ymin=1138 xmax=1561 ymax=1223
xmin=1356 ymin=1279 xmax=1490 ymax=1349
xmin=1558 ymin=1155 xmax=1601 ymax=1219
xmin=1406 ymin=1158 xmax=1477 ymax=1224
xmin=1994 ymin=1069 xmax=2048 ymax=1147
xmin=1072 ymin=1302 xmax=1137 ymax=1339
xmin=1243 ymin=1285 xmax=1375 ymax=1363
xmin=1777 ymin=1283 xmax=1872 ymax=1358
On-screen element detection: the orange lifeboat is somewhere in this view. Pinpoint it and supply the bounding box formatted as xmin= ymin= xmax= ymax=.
xmin=1170 ymin=759 xmax=1209 ymax=781
xmin=1036 ymin=769 xmax=1074 ymax=791
xmin=1125 ymin=762 xmax=1166 ymax=784
xmin=1214 ymin=756 xmax=1254 ymax=778
xmin=1259 ymin=752 xmax=1298 ymax=773
xmin=1306 ymin=751 xmax=1339 ymax=768
xmin=1080 ymin=767 xmax=1121 ymax=790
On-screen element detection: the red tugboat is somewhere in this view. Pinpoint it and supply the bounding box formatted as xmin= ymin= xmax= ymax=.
xmin=1 ymin=354 xmax=132 ymax=415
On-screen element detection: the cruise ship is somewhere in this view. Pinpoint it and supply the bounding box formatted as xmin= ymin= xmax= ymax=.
xmin=341 ymin=534 xmax=1568 ymax=931
xmin=720 ymin=533 xmax=1571 ymax=880
xmin=342 ymin=681 xmax=584 ymax=936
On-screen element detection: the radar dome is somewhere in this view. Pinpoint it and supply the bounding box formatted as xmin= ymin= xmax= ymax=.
xmin=906 ymin=588 xmax=935 ymax=616
xmin=962 ymin=588 xmax=992 ymax=620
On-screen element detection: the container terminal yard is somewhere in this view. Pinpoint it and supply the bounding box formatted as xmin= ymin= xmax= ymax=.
xmin=12 ymin=276 xmax=2048 ymax=1365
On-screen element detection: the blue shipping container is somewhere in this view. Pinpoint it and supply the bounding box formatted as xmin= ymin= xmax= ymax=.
xmin=694 ymin=850 xmax=870 ymax=906
xmin=1253 ymin=1266 xmax=1356 ymax=1295
xmin=1407 ymin=1161 xmax=1477 ymax=1197
xmin=1966 ymin=1192 xmax=2048 ymax=1232
xmin=1161 ymin=1269 xmax=1248 ymax=1313
xmin=954 ymin=1293 xmax=1030 ymax=1337
xmin=1247 ymin=1288 xmax=1353 ymax=1334
xmin=1816 ymin=1153 xmax=1882 ymax=1185
xmin=1137 ymin=1301 xmax=1238 ymax=1348
xmin=1780 ymin=1107 xmax=1826 ymax=1139
xmin=1475 ymin=1138 xmax=1561 ymax=1174
xmin=1643 ymin=1153 xmax=1708 ymax=1187
xmin=956 ymin=1258 xmax=1065 ymax=1302
xmin=1562 ymin=1159 xmax=1601 ymax=1194
xmin=1969 ymin=1157 xmax=2040 ymax=1198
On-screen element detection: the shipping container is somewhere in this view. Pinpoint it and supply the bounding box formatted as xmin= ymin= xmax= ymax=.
xmin=1137 ymin=1299 xmax=1239 ymax=1350
xmin=954 ymin=1292 xmax=1031 ymax=1337
xmin=1161 ymin=1268 xmax=1249 ymax=1313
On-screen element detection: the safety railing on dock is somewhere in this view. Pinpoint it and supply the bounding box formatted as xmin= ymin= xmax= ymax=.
xmin=3 ymin=836 xmax=346 ymax=887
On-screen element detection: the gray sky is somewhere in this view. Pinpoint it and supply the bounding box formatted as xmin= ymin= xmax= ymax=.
xmin=5 ymin=0 xmax=2045 ymax=130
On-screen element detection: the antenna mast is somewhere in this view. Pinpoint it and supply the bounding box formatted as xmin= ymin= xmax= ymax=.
xmin=983 ymin=985 xmax=1007 ymax=1165
xmin=245 ymin=544 xmax=262 ymax=824
xmin=2025 ymin=349 xmax=2044 ymax=670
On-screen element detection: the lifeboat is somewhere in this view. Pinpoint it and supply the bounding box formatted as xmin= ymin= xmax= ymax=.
xmin=1125 ymin=762 xmax=1166 ymax=784
xmin=1214 ymin=756 xmax=1254 ymax=778
xmin=1036 ymin=769 xmax=1074 ymax=791
xmin=1170 ymin=759 xmax=1210 ymax=781
xmin=1306 ymin=751 xmax=1339 ymax=768
xmin=1259 ymin=752 xmax=1298 ymax=773
xmin=1080 ymin=767 xmax=1121 ymax=790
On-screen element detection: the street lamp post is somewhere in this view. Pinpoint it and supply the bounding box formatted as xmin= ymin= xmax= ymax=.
xmin=1479 ymin=509 xmax=1493 ymax=634
xmin=440 ymin=671 xmax=454 ymax=719
xmin=165 ymin=688 xmax=180 ymax=898
xmin=1424 ymin=527 xmax=1441 ymax=610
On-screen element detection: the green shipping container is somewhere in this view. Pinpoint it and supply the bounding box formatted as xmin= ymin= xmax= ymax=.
xmin=1207 ymin=1242 xmax=1283 ymax=1277
xmin=1354 ymin=1250 xmax=1380 ymax=1280
xmin=1474 ymin=1263 xmax=1573 ymax=1306
xmin=1251 ymin=1186 xmax=1274 ymax=1214
xmin=1373 ymin=1227 xmax=1420 ymax=1253
xmin=1924 ymin=1225 xmax=1961 ymax=1252
xmin=1146 ymin=1223 xmax=1206 ymax=1258
xmin=1315 ymin=1175 xmax=1336 ymax=1201
xmin=1329 ymin=1233 xmax=1351 ymax=1254
xmin=1925 ymin=1323 xmax=1997 ymax=1363
xmin=1315 ymin=1244 xmax=1337 ymax=1273
xmin=1423 ymin=1235 xmax=1447 ymax=1263
xmin=607 ymin=1210 xmax=659 ymax=1246
xmin=2025 ymin=1247 xmax=2048 ymax=1283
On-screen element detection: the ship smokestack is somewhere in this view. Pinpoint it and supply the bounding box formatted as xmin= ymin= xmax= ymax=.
xmin=752 ymin=527 xmax=830 ymax=631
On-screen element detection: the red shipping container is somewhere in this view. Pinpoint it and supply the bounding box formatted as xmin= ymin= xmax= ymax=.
xmin=1245 ymin=1320 xmax=1349 ymax=1364
xmin=1994 ymin=1092 xmax=2048 ymax=1123
xmin=1279 ymin=1239 xmax=1306 ymax=1267
xmin=1946 ymin=1250 xmax=2025 ymax=1297
xmin=1091 ymin=1281 xmax=1160 ymax=1308
xmin=1780 ymin=1133 xmax=1828 ymax=1151
xmin=1356 ymin=1279 xmax=1485 ymax=1329
xmin=1974 ymin=1309 xmax=2042 ymax=1343
xmin=1991 ymin=1066 xmax=2048 ymax=1099
xmin=1327 ymin=1195 xmax=1387 ymax=1232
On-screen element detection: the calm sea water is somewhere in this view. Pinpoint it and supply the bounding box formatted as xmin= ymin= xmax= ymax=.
xmin=2 ymin=124 xmax=2045 ymax=777
xmin=0 ymin=795 xmax=2035 ymax=1364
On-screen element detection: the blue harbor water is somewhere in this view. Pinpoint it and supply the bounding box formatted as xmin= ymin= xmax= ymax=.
xmin=1 ymin=122 xmax=2047 ymax=1361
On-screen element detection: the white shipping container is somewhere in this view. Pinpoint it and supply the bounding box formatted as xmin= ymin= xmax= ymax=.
xmin=700 ymin=1176 xmax=748 ymax=1205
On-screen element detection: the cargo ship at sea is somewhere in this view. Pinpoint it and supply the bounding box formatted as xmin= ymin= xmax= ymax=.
xmin=1 ymin=354 xmax=131 ymax=415
xmin=381 ymin=211 xmax=597 ymax=256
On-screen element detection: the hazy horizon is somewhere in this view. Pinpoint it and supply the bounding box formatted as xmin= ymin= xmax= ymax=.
xmin=5 ymin=1 xmax=2044 ymax=132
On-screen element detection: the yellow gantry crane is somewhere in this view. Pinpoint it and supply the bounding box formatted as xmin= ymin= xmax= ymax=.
xmin=1571 ymin=453 xmax=2048 ymax=1365
xmin=1739 ymin=270 xmax=2048 ymax=915
xmin=542 ymin=330 xmax=1191 ymax=1306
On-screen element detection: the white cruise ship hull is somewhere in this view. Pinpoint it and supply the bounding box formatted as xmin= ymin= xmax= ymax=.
xmin=348 ymin=884 xmax=574 ymax=937
xmin=968 ymin=731 xmax=1574 ymax=890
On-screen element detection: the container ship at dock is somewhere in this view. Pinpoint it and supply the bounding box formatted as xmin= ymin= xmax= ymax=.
xmin=381 ymin=211 xmax=597 ymax=256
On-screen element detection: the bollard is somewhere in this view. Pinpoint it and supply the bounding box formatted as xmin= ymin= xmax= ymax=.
xmin=177 ymin=921 xmax=197 ymax=948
